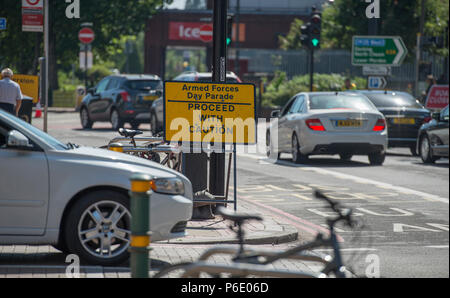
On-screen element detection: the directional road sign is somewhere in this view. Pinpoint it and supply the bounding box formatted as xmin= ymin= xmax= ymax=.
xmin=368 ymin=76 xmax=387 ymax=90
xmin=352 ymin=36 xmax=408 ymax=66
xmin=363 ymin=65 xmax=391 ymax=76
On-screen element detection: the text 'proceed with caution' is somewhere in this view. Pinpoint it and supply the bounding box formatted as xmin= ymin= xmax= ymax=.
xmin=164 ymin=82 xmax=256 ymax=145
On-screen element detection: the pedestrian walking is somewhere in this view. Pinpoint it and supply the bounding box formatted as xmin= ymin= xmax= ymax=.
xmin=0 ymin=68 xmax=23 ymax=116
xmin=422 ymin=74 xmax=437 ymax=103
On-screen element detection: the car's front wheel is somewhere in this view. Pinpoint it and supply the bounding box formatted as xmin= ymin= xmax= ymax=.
xmin=419 ymin=135 xmax=438 ymax=164
xmin=64 ymin=190 xmax=131 ymax=266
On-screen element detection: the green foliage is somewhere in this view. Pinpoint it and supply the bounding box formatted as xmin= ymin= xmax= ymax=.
xmin=86 ymin=65 xmax=112 ymax=86
xmin=279 ymin=19 xmax=305 ymax=50
xmin=262 ymin=72 xmax=367 ymax=108
xmin=280 ymin=0 xmax=449 ymax=58
xmin=0 ymin=0 xmax=172 ymax=85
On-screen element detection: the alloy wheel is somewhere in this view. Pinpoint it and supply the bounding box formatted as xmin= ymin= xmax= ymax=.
xmin=77 ymin=201 xmax=131 ymax=259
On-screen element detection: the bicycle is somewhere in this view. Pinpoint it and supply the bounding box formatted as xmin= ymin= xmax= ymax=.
xmin=153 ymin=190 xmax=359 ymax=278
xmin=104 ymin=128 xmax=182 ymax=171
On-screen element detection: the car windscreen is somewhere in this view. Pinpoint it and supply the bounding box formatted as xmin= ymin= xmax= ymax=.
xmin=125 ymin=80 xmax=163 ymax=91
xmin=0 ymin=110 xmax=68 ymax=150
xmin=309 ymin=94 xmax=376 ymax=111
xmin=362 ymin=93 xmax=423 ymax=109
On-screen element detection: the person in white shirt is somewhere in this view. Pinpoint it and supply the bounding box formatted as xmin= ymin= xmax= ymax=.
xmin=0 ymin=68 xmax=23 ymax=116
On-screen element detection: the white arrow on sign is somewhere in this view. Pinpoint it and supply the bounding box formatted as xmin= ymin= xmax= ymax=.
xmin=368 ymin=76 xmax=387 ymax=89
xmin=393 ymin=38 xmax=407 ymax=65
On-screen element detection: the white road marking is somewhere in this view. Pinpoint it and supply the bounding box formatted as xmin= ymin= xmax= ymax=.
xmin=314 ymin=248 xmax=378 ymax=252
xmin=425 ymin=245 xmax=449 ymax=249
xmin=299 ymin=167 xmax=448 ymax=204
xmin=237 ymin=153 xmax=448 ymax=204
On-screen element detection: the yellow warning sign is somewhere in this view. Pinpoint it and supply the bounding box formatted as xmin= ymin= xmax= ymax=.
xmin=12 ymin=74 xmax=39 ymax=104
xmin=164 ymin=81 xmax=256 ymax=145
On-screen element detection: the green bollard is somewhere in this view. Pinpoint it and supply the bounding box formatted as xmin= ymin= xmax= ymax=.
xmin=129 ymin=174 xmax=153 ymax=278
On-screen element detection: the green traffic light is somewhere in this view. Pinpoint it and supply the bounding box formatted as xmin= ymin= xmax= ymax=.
xmin=311 ymin=38 xmax=319 ymax=47
xmin=227 ymin=38 xmax=232 ymax=46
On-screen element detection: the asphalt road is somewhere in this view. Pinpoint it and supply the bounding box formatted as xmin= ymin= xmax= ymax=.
xmin=32 ymin=112 xmax=449 ymax=278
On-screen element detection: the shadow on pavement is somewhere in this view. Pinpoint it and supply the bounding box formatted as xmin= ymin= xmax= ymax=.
xmin=273 ymin=157 xmax=370 ymax=168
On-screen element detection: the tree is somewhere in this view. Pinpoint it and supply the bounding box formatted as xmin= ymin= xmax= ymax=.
xmin=0 ymin=0 xmax=173 ymax=91
xmin=279 ymin=19 xmax=305 ymax=50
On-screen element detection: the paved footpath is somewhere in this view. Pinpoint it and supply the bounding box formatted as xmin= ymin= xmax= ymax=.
xmin=0 ymin=199 xmax=326 ymax=278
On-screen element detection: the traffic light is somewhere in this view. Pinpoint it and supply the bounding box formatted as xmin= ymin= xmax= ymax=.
xmin=309 ymin=12 xmax=322 ymax=49
xmin=300 ymin=23 xmax=311 ymax=49
xmin=227 ymin=15 xmax=234 ymax=46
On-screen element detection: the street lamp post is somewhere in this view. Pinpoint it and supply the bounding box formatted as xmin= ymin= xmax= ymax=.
xmin=43 ymin=0 xmax=49 ymax=133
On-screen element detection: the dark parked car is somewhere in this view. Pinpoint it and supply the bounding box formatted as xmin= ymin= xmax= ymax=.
xmin=357 ymin=91 xmax=432 ymax=155
xmin=80 ymin=74 xmax=163 ymax=130
xmin=149 ymin=71 xmax=241 ymax=135
xmin=417 ymin=105 xmax=449 ymax=163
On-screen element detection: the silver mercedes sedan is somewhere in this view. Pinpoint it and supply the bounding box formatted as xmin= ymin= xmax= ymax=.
xmin=0 ymin=109 xmax=193 ymax=266
xmin=267 ymin=92 xmax=388 ymax=165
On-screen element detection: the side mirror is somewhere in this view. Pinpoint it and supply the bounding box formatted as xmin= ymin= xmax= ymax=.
xmin=271 ymin=110 xmax=281 ymax=118
xmin=87 ymin=88 xmax=96 ymax=95
xmin=432 ymin=112 xmax=441 ymax=121
xmin=7 ymin=130 xmax=33 ymax=149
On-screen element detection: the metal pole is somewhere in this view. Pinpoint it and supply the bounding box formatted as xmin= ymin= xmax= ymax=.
xmin=84 ymin=45 xmax=88 ymax=91
xmin=210 ymin=0 xmax=228 ymax=197
xmin=234 ymin=0 xmax=240 ymax=77
xmin=129 ymin=174 xmax=152 ymax=279
xmin=415 ymin=0 xmax=426 ymax=98
xmin=43 ymin=0 xmax=49 ymax=133
xmin=309 ymin=49 xmax=314 ymax=92
xmin=233 ymin=143 xmax=237 ymax=212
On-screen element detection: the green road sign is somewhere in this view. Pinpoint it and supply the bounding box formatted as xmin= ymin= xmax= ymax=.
xmin=352 ymin=36 xmax=408 ymax=66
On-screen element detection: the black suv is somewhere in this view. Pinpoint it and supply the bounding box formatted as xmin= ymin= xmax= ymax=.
xmin=80 ymin=74 xmax=163 ymax=130
xmin=149 ymin=71 xmax=241 ymax=135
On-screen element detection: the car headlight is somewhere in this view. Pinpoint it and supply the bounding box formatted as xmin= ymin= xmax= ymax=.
xmin=151 ymin=178 xmax=185 ymax=195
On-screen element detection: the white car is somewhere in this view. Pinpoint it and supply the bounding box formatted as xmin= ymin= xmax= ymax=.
xmin=0 ymin=109 xmax=193 ymax=265
xmin=267 ymin=92 xmax=388 ymax=165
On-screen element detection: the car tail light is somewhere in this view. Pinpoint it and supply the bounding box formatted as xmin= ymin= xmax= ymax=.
xmin=373 ymin=118 xmax=386 ymax=131
xmin=306 ymin=119 xmax=326 ymax=131
xmin=120 ymin=91 xmax=131 ymax=102
xmin=423 ymin=116 xmax=432 ymax=124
